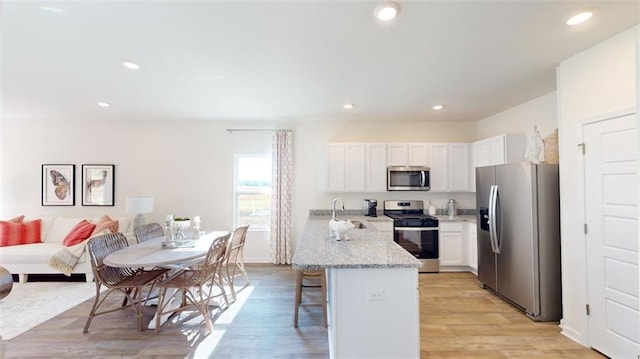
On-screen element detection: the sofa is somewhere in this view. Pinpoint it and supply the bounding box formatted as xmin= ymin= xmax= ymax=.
xmin=0 ymin=215 xmax=134 ymax=283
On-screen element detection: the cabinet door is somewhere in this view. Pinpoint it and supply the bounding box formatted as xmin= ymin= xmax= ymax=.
xmin=345 ymin=144 xmax=366 ymax=191
xmin=448 ymin=143 xmax=469 ymax=191
xmin=467 ymin=223 xmax=478 ymax=272
xmin=473 ymin=140 xmax=490 ymax=167
xmin=488 ymin=135 xmax=506 ymax=165
xmin=387 ymin=144 xmax=408 ymax=166
xmin=439 ymin=224 xmax=465 ymax=266
xmin=326 ymin=144 xmax=346 ymax=191
xmin=428 ymin=144 xmax=448 ymax=191
xmin=408 ymin=143 xmax=429 ymax=166
xmin=366 ymin=143 xmax=387 ymax=192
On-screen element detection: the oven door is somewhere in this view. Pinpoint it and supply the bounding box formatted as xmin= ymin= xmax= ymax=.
xmin=394 ymin=226 xmax=439 ymax=260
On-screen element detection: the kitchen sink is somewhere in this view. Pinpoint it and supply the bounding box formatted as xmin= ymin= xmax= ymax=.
xmin=349 ymin=220 xmax=367 ymax=229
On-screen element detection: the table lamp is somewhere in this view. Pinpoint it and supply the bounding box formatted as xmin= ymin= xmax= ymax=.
xmin=126 ymin=196 xmax=154 ymax=229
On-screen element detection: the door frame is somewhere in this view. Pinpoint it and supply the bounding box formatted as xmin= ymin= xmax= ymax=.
xmin=576 ymin=106 xmax=637 ymax=349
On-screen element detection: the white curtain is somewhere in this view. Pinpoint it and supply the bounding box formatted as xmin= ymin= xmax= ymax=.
xmin=270 ymin=130 xmax=293 ymax=264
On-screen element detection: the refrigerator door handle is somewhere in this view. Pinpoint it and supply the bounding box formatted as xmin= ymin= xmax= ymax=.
xmin=493 ymin=185 xmax=501 ymax=254
xmin=488 ymin=185 xmax=498 ymax=253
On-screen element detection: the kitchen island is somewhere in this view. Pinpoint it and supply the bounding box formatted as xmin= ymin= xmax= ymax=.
xmin=292 ymin=215 xmax=422 ymax=359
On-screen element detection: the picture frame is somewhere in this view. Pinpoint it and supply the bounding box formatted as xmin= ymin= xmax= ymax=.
xmin=42 ymin=164 xmax=75 ymax=206
xmin=82 ymin=164 xmax=115 ymax=206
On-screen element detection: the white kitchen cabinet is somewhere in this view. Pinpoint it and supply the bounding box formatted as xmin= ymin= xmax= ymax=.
xmin=470 ymin=134 xmax=526 ymax=191
xmin=344 ymin=143 xmax=366 ymax=191
xmin=448 ymin=143 xmax=470 ymax=191
xmin=386 ymin=143 xmax=408 ymax=166
xmin=408 ymin=143 xmax=429 ymax=166
xmin=326 ymin=144 xmax=346 ymax=191
xmin=429 ymin=144 xmax=448 ymax=191
xmin=326 ymin=143 xmax=387 ymax=192
xmin=429 ymin=143 xmax=470 ymax=192
xmin=365 ymin=143 xmax=387 ymax=192
xmin=467 ymin=222 xmax=478 ymax=274
xmin=439 ymin=222 xmax=466 ymax=269
xmin=472 ymin=134 xmax=526 ymax=167
xmin=386 ymin=143 xmax=429 ymax=166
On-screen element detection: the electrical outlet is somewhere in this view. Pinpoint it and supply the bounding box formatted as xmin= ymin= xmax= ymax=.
xmin=368 ymin=289 xmax=385 ymax=302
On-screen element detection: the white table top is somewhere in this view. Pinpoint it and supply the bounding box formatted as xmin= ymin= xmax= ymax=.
xmin=104 ymin=231 xmax=230 ymax=268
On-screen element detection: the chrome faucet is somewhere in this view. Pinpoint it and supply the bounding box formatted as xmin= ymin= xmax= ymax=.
xmin=332 ymin=197 xmax=344 ymax=220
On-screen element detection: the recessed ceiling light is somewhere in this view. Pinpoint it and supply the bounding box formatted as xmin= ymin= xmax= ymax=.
xmin=97 ymin=102 xmax=110 ymax=108
xmin=432 ymin=105 xmax=444 ymax=110
xmin=344 ymin=103 xmax=355 ymax=109
xmin=566 ymin=11 xmax=593 ymax=26
xmin=374 ymin=2 xmax=401 ymax=21
xmin=121 ymin=60 xmax=140 ymax=70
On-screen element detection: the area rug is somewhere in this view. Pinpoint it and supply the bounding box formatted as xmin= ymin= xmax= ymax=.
xmin=0 ymin=281 xmax=97 ymax=340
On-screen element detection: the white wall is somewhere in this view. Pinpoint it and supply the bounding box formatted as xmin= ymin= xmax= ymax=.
xmin=475 ymin=91 xmax=558 ymax=140
xmin=556 ymin=26 xmax=638 ymax=345
xmin=0 ymin=118 xmax=274 ymax=261
xmin=1 ymin=117 xmax=477 ymax=261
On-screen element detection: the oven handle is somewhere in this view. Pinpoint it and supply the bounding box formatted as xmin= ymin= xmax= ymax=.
xmin=395 ymin=227 xmax=439 ymax=231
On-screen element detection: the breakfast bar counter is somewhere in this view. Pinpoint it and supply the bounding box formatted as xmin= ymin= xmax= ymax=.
xmin=292 ymin=215 xmax=421 ymax=359
xmin=292 ymin=215 xmax=421 ymax=271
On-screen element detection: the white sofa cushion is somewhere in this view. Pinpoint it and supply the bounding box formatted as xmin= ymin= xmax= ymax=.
xmin=0 ymin=242 xmax=86 ymax=264
xmin=43 ymin=217 xmax=88 ymax=243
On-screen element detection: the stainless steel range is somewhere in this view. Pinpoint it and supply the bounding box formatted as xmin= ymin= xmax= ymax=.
xmin=384 ymin=200 xmax=439 ymax=273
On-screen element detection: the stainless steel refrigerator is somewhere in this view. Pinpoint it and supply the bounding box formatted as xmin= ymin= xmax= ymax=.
xmin=476 ymin=163 xmax=562 ymax=321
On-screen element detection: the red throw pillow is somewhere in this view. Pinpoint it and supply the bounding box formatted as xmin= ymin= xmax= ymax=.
xmin=0 ymin=219 xmax=42 ymax=247
xmin=63 ymin=220 xmax=97 ymax=247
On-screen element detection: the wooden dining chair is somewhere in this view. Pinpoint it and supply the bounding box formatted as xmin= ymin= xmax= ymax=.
xmin=83 ymin=232 xmax=168 ymax=333
xmin=135 ymin=223 xmax=165 ymax=243
xmin=154 ymin=232 xmax=231 ymax=333
xmin=224 ymin=224 xmax=250 ymax=300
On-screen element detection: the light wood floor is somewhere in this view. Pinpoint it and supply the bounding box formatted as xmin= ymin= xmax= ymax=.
xmin=1 ymin=265 xmax=605 ymax=358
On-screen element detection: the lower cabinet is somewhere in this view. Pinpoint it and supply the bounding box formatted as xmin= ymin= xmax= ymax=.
xmin=439 ymin=222 xmax=465 ymax=268
xmin=439 ymin=221 xmax=478 ymax=272
xmin=467 ymin=223 xmax=478 ymax=274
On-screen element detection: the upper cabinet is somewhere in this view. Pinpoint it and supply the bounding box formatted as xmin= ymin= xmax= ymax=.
xmin=470 ymin=134 xmax=526 ymax=191
xmin=365 ymin=143 xmax=388 ymax=192
xmin=327 ymin=142 xmax=471 ymax=193
xmin=326 ymin=143 xmax=386 ymax=192
xmin=429 ymin=143 xmax=470 ymax=192
xmin=386 ymin=143 xmax=429 ymax=166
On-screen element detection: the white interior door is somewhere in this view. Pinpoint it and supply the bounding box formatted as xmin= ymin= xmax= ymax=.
xmin=583 ymin=113 xmax=639 ymax=358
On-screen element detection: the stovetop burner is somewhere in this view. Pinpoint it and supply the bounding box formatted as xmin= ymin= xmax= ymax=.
xmin=385 ymin=213 xmax=437 ymax=221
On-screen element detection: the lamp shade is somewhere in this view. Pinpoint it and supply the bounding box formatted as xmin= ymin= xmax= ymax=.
xmin=126 ymin=197 xmax=154 ymax=214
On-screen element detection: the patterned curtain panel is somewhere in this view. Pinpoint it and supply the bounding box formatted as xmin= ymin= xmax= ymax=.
xmin=270 ymin=130 xmax=293 ymax=264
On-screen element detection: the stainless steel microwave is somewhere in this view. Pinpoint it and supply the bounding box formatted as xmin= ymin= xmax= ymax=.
xmin=387 ymin=166 xmax=430 ymax=191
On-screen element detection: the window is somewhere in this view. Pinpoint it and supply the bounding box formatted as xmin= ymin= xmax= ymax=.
xmin=234 ymin=155 xmax=272 ymax=231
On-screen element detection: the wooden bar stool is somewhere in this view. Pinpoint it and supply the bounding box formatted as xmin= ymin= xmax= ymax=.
xmin=293 ymin=269 xmax=327 ymax=328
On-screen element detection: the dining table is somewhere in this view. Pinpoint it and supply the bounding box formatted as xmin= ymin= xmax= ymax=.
xmin=104 ymin=230 xmax=230 ymax=329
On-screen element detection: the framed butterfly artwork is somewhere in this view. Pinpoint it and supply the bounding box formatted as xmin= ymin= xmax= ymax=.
xmin=82 ymin=164 xmax=115 ymax=206
xmin=41 ymin=164 xmax=75 ymax=206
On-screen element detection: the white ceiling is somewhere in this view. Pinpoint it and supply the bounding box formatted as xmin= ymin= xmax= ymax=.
xmin=1 ymin=1 xmax=638 ymax=122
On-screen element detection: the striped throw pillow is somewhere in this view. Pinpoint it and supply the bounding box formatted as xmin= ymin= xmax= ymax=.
xmin=0 ymin=219 xmax=42 ymax=247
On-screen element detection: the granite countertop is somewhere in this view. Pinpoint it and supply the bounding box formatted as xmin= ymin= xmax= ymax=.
xmin=436 ymin=214 xmax=477 ymax=223
xmin=310 ymin=209 xmax=476 ymax=224
xmin=292 ymin=215 xmax=421 ymax=271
